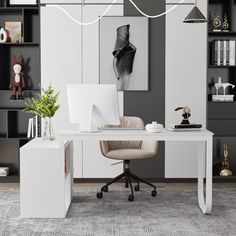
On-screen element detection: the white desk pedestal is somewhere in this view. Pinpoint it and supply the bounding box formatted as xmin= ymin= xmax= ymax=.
xmin=20 ymin=139 xmax=73 ymax=218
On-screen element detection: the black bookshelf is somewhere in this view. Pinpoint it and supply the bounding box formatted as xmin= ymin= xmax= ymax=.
xmin=0 ymin=3 xmax=40 ymax=182
xmin=208 ymin=0 xmax=236 ymax=179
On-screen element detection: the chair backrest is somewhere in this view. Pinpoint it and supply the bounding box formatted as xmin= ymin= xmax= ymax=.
xmin=100 ymin=117 xmax=145 ymax=155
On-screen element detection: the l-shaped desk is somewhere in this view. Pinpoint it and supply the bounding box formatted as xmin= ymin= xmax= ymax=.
xmin=59 ymin=129 xmax=213 ymax=215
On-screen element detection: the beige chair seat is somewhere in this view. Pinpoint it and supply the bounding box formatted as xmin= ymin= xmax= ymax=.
xmin=106 ymin=149 xmax=156 ymax=160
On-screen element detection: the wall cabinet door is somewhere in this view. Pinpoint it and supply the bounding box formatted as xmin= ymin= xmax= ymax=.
xmin=165 ymin=1 xmax=207 ymax=178
xmin=41 ymin=4 xmax=124 ymax=178
xmin=41 ymin=5 xmax=83 ymax=178
xmin=82 ymin=4 xmax=124 ymax=178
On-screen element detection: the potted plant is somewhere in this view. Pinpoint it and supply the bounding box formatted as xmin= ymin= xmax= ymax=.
xmin=24 ymin=83 xmax=60 ymax=140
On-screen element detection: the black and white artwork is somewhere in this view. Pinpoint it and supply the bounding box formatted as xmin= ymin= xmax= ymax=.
xmin=99 ymin=17 xmax=149 ymax=91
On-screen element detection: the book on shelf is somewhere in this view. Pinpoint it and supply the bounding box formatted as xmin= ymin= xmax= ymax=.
xmin=27 ymin=116 xmax=40 ymax=138
xmin=212 ymin=95 xmax=234 ymax=102
xmin=167 ymin=124 xmax=202 ymax=132
xmin=212 ymin=40 xmax=235 ymax=66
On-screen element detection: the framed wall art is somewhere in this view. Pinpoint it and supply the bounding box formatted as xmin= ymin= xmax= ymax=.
xmin=99 ymin=16 xmax=149 ymax=91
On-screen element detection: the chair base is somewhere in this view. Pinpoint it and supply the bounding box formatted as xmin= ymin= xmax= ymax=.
xmin=97 ymin=160 xmax=157 ymax=201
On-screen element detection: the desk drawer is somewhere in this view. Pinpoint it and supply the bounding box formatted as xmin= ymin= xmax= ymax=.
xmin=208 ymin=120 xmax=236 ymax=136
xmin=208 ymin=103 xmax=236 ymax=119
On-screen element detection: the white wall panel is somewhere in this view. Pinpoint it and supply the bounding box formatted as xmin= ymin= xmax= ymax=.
xmin=165 ymin=1 xmax=207 ymax=178
xmin=41 ymin=6 xmax=83 ymax=178
xmin=82 ymin=5 xmax=123 ymax=178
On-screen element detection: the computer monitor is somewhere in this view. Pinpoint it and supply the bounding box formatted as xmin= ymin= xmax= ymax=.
xmin=67 ymin=84 xmax=120 ymax=132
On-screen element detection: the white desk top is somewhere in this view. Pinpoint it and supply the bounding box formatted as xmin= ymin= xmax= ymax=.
xmin=58 ymin=129 xmax=213 ymax=141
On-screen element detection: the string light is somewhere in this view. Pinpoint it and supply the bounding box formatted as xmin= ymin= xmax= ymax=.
xmin=47 ymin=0 xmax=186 ymax=26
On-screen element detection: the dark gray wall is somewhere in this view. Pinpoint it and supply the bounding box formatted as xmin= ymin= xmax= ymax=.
xmin=124 ymin=0 xmax=165 ymax=178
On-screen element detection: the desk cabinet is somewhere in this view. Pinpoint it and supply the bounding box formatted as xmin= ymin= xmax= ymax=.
xmin=20 ymin=139 xmax=73 ymax=218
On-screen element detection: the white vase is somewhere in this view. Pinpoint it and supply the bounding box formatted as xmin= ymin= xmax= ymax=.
xmin=0 ymin=28 xmax=7 ymax=43
xmin=42 ymin=117 xmax=55 ymax=141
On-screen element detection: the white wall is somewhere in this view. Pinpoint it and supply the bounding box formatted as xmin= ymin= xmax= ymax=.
xmin=165 ymin=0 xmax=207 ymax=178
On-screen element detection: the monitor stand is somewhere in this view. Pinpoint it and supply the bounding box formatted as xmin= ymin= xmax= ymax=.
xmin=79 ymin=105 xmax=102 ymax=133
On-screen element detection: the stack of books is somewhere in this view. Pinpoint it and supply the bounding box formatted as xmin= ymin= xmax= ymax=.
xmin=212 ymin=94 xmax=234 ymax=102
xmin=0 ymin=167 xmax=9 ymax=177
xmin=212 ymin=40 xmax=235 ymax=66
xmin=27 ymin=116 xmax=40 ymax=138
xmin=167 ymin=124 xmax=202 ymax=131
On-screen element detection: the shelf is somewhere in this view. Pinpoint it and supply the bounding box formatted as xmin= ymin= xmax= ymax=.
xmin=0 ymin=42 xmax=39 ymax=46
xmin=0 ymin=175 xmax=19 ymax=183
xmin=208 ymin=65 xmax=236 ymax=68
xmin=208 ymin=101 xmax=236 ymax=103
xmin=0 ymin=7 xmax=38 ymax=10
xmin=209 ymin=31 xmax=236 ymax=36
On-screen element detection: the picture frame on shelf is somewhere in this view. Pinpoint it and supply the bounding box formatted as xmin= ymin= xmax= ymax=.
xmin=5 ymin=21 xmax=22 ymax=43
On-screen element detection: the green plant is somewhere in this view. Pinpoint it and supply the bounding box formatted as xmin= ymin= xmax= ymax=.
xmin=24 ymin=83 xmax=60 ymax=118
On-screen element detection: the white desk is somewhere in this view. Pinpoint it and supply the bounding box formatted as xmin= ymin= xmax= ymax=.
xmin=58 ymin=129 xmax=213 ymax=214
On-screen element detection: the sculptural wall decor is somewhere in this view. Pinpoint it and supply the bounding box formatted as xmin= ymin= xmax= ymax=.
xmin=99 ymin=16 xmax=148 ymax=91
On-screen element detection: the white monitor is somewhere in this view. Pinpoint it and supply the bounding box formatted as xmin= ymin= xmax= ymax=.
xmin=67 ymin=84 xmax=120 ymax=132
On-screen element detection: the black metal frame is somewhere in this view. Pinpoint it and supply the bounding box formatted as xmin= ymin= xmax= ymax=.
xmin=97 ymin=160 xmax=157 ymax=201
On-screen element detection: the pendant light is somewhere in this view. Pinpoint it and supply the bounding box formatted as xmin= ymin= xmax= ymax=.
xmin=183 ymin=0 xmax=207 ymax=23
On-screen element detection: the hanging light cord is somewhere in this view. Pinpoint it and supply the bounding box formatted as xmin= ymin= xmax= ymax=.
xmin=47 ymin=0 xmax=186 ymax=26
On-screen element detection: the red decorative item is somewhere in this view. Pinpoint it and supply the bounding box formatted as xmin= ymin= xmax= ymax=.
xmin=9 ymin=55 xmax=25 ymax=100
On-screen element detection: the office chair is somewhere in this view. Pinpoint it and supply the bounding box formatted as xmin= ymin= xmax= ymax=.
xmin=97 ymin=116 xmax=158 ymax=201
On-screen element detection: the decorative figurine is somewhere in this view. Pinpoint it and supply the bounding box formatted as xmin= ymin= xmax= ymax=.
xmin=0 ymin=28 xmax=7 ymax=43
xmin=212 ymin=11 xmax=222 ymax=32
xmin=9 ymin=55 xmax=25 ymax=100
xmin=175 ymin=106 xmax=191 ymax=124
xmin=220 ymin=143 xmax=232 ymax=176
xmin=222 ymin=14 xmax=229 ymax=31
xmin=212 ymin=77 xmax=235 ymax=101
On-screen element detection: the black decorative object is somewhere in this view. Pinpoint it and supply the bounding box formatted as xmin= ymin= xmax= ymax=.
xmin=175 ymin=107 xmax=191 ymax=125
xmin=112 ymin=25 xmax=136 ymax=81
xmin=183 ymin=0 xmax=207 ymax=23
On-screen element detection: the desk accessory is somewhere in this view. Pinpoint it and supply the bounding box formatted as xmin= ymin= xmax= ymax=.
xmin=175 ymin=106 xmax=191 ymax=124
xmin=145 ymin=122 xmax=163 ymax=133
xmin=220 ymin=143 xmax=232 ymax=176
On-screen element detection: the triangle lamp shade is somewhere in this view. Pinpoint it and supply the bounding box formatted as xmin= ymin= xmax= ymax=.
xmin=183 ymin=6 xmax=207 ymax=23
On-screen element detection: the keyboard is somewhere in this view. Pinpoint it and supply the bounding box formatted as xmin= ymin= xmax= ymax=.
xmin=98 ymin=127 xmax=145 ymax=130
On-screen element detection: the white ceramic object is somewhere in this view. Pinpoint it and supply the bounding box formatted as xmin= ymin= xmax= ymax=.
xmin=0 ymin=28 xmax=7 ymax=43
xmin=145 ymin=122 xmax=163 ymax=133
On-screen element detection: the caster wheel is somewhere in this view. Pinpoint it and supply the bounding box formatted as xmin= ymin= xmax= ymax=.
xmin=151 ymin=190 xmax=157 ymax=197
xmin=97 ymin=192 xmax=103 ymax=199
xmin=128 ymin=194 xmax=134 ymax=201
xmin=102 ymin=186 xmax=108 ymax=192
xmin=134 ymin=185 xmax=140 ymax=191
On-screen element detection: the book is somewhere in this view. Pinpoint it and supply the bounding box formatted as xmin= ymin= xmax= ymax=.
xmin=167 ymin=124 xmax=202 ymax=132
xmin=226 ymin=40 xmax=230 ymax=65
xmin=223 ymin=40 xmax=227 ymax=66
xmin=229 ymin=40 xmax=235 ymax=66
xmin=174 ymin=124 xmax=202 ymax=129
xmin=217 ymin=40 xmax=221 ymax=66
xmin=27 ymin=118 xmax=32 ymax=138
